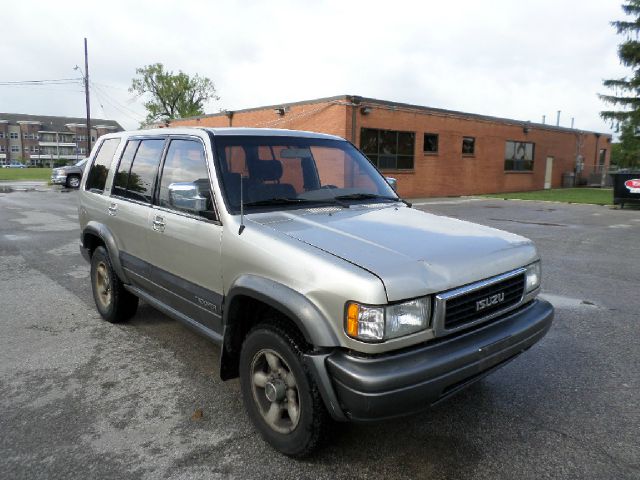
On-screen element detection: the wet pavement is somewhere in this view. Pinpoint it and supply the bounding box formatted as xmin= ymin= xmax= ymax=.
xmin=0 ymin=188 xmax=638 ymax=479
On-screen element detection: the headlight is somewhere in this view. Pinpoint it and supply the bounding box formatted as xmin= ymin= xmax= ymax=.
xmin=346 ymin=297 xmax=431 ymax=342
xmin=525 ymin=261 xmax=541 ymax=292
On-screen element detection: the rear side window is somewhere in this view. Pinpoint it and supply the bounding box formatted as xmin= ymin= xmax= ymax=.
xmin=112 ymin=140 xmax=140 ymax=197
xmin=85 ymin=138 xmax=121 ymax=193
xmin=158 ymin=139 xmax=215 ymax=220
xmin=120 ymin=139 xmax=164 ymax=203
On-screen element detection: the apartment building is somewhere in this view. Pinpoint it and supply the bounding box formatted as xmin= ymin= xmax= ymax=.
xmin=0 ymin=113 xmax=123 ymax=167
xmin=169 ymin=95 xmax=611 ymax=197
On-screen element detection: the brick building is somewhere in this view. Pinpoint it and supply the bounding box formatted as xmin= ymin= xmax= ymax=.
xmin=168 ymin=95 xmax=611 ymax=198
xmin=0 ymin=113 xmax=123 ymax=167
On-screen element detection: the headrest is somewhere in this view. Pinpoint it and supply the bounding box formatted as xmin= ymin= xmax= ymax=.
xmin=250 ymin=160 xmax=283 ymax=182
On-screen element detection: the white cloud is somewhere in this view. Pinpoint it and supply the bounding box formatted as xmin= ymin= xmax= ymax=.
xmin=0 ymin=0 xmax=627 ymax=133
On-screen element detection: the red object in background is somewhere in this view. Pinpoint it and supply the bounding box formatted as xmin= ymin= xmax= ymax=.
xmin=624 ymin=179 xmax=640 ymax=189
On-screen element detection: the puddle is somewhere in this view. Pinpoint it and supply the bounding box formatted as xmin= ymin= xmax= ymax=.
xmin=0 ymin=186 xmax=52 ymax=193
xmin=4 ymin=234 xmax=31 ymax=241
xmin=489 ymin=218 xmax=567 ymax=227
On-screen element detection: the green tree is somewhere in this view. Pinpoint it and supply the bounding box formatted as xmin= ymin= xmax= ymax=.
xmin=130 ymin=63 xmax=219 ymax=125
xmin=600 ymin=1 xmax=640 ymax=167
xmin=611 ymin=124 xmax=640 ymax=167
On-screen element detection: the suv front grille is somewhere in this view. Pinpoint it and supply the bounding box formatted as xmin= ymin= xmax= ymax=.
xmin=434 ymin=269 xmax=526 ymax=334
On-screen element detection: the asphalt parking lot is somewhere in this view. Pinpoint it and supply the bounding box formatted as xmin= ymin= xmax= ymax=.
xmin=1 ymin=185 xmax=638 ymax=480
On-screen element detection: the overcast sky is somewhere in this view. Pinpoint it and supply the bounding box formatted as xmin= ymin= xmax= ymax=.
xmin=0 ymin=0 xmax=628 ymax=134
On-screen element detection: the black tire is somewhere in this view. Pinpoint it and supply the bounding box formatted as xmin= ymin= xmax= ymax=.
xmin=66 ymin=175 xmax=81 ymax=188
xmin=90 ymin=246 xmax=138 ymax=323
xmin=239 ymin=323 xmax=329 ymax=457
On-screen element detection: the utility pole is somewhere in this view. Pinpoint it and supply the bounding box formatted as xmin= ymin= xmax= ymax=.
xmin=83 ymin=38 xmax=91 ymax=153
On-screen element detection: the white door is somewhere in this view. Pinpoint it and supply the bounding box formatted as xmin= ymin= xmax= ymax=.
xmin=544 ymin=157 xmax=554 ymax=189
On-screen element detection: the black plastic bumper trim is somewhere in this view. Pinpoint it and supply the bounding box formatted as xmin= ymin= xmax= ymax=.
xmin=325 ymin=299 xmax=554 ymax=421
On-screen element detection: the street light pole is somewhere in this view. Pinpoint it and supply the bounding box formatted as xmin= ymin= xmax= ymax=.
xmin=83 ymin=38 xmax=91 ymax=154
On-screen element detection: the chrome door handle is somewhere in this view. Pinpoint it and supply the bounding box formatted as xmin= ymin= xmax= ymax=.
xmin=107 ymin=203 xmax=118 ymax=216
xmin=152 ymin=216 xmax=165 ymax=232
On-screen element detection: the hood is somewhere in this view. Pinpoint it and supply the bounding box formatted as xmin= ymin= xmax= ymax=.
xmin=249 ymin=205 xmax=537 ymax=301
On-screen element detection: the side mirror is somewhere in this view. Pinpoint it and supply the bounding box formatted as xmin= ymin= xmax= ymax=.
xmin=168 ymin=182 xmax=207 ymax=213
xmin=385 ymin=177 xmax=398 ymax=192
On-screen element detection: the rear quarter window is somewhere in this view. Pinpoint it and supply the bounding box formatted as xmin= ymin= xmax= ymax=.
xmin=85 ymin=138 xmax=121 ymax=193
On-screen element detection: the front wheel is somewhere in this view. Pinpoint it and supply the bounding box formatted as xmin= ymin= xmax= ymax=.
xmin=66 ymin=175 xmax=80 ymax=188
xmin=239 ymin=324 xmax=329 ymax=457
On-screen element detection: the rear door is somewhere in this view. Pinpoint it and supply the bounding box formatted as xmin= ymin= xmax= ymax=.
xmin=108 ymin=137 xmax=166 ymax=289
xmin=82 ymin=136 xmax=122 ymax=246
xmin=146 ymin=136 xmax=224 ymax=334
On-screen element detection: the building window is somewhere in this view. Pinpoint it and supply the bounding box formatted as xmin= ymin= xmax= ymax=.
xmin=11 ymin=145 xmax=19 ymax=153
xmin=360 ymin=128 xmax=415 ymax=170
xmin=24 ymin=146 xmax=30 ymax=152
xmin=10 ymin=132 xmax=18 ymax=139
xmin=598 ymin=149 xmax=606 ymax=166
xmin=462 ymin=136 xmax=475 ymax=155
xmin=0 ymin=146 xmax=5 ymax=153
xmin=423 ymin=133 xmax=439 ymax=154
xmin=504 ymin=141 xmax=535 ymax=171
xmin=0 ymin=132 xmax=4 ymax=139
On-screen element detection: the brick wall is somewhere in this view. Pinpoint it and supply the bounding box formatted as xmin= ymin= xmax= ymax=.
xmin=169 ymin=98 xmax=611 ymax=198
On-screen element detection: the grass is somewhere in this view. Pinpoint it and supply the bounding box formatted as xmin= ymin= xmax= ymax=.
xmin=0 ymin=168 xmax=51 ymax=182
xmin=482 ymin=188 xmax=613 ymax=205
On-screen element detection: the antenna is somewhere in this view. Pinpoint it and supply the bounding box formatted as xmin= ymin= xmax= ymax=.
xmin=239 ymin=174 xmax=245 ymax=234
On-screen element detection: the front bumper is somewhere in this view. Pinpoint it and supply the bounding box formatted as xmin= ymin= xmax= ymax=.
xmin=51 ymin=174 xmax=67 ymax=185
xmin=322 ymin=299 xmax=553 ymax=421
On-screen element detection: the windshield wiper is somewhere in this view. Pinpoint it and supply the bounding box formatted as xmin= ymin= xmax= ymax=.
xmin=333 ymin=193 xmax=412 ymax=207
xmin=243 ymin=197 xmax=349 ymax=208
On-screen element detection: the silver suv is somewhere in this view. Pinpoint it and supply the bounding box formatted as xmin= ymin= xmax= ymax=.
xmin=78 ymin=128 xmax=553 ymax=456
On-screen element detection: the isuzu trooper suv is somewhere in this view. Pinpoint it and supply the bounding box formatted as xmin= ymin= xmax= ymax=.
xmin=78 ymin=127 xmax=554 ymax=456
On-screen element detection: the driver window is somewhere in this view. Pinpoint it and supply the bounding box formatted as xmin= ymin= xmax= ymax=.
xmin=158 ymin=139 xmax=216 ymax=220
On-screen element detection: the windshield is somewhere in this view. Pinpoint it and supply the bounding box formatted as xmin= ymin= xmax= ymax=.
xmin=213 ymin=135 xmax=397 ymax=213
xmin=75 ymin=158 xmax=88 ymax=167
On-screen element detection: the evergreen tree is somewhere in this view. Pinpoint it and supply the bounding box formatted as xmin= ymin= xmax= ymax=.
xmin=600 ymin=2 xmax=640 ymax=167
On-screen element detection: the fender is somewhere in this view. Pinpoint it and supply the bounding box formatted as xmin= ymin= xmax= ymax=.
xmin=82 ymin=221 xmax=130 ymax=284
xmin=223 ymin=274 xmax=340 ymax=348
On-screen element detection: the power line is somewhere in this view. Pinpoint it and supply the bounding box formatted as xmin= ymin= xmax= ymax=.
xmin=91 ymin=82 xmax=145 ymax=118
xmin=0 ymin=78 xmax=82 ymax=85
xmin=0 ymin=84 xmax=84 ymax=93
xmin=91 ymin=84 xmax=142 ymax=123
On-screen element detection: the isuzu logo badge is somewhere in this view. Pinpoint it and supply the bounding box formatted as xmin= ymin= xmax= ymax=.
xmin=476 ymin=292 xmax=505 ymax=311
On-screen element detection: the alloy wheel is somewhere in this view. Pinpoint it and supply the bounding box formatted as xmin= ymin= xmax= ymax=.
xmin=250 ymin=348 xmax=301 ymax=434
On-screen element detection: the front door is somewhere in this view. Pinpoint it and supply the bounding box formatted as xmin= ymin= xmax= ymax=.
xmin=146 ymin=137 xmax=224 ymax=334
xmin=544 ymin=156 xmax=554 ymax=189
